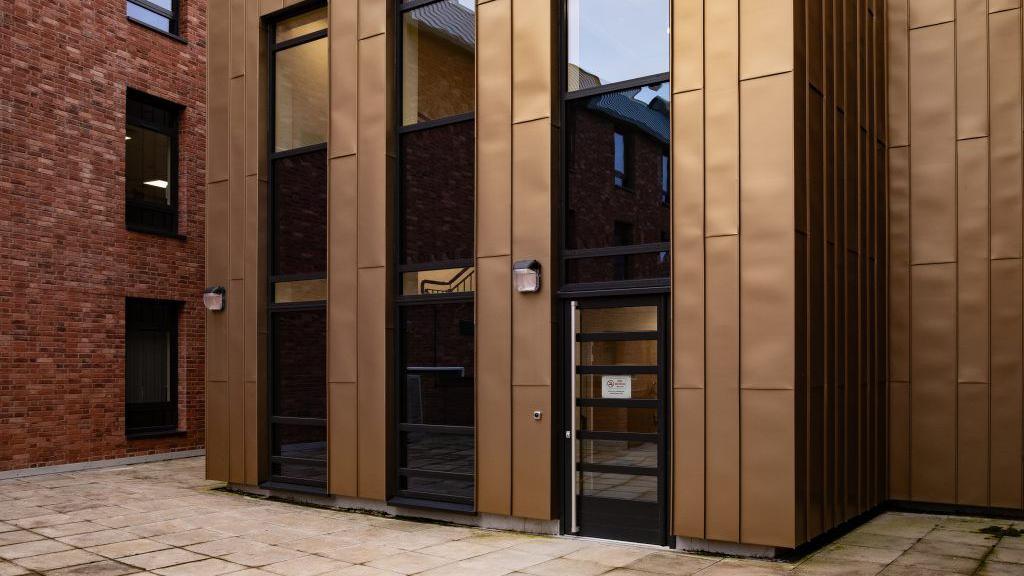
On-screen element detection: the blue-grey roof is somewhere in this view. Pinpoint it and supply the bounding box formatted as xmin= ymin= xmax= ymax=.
xmin=410 ymin=1 xmax=475 ymax=49
xmin=587 ymin=88 xmax=670 ymax=144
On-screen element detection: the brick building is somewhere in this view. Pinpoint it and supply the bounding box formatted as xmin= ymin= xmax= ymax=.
xmin=0 ymin=0 xmax=206 ymax=472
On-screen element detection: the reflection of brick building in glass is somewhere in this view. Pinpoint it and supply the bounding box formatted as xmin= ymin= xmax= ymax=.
xmin=566 ymin=68 xmax=671 ymax=285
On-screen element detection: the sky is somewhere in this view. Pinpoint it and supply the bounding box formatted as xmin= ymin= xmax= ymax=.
xmin=568 ymin=0 xmax=670 ymax=87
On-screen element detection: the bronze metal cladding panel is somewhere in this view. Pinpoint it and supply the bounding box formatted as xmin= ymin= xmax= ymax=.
xmin=511 ymin=0 xmax=551 ymax=124
xmin=209 ymin=0 xmax=230 ymax=184
xmin=910 ymin=263 xmax=957 ymax=504
xmin=675 ymin=90 xmax=704 ymax=390
xmin=990 ymin=0 xmax=1022 ymax=10
xmin=244 ymin=0 xmax=262 ymax=178
xmin=908 ymin=0 xmax=955 ymax=28
xmin=230 ymin=75 xmax=247 ymax=282
xmin=955 ymin=0 xmax=988 ymax=139
xmin=889 ymin=147 xmax=910 ymax=382
xmin=990 ymin=259 xmax=1023 ymax=509
xmin=260 ymin=0 xmax=284 ymax=18
xmin=739 ymin=0 xmax=793 ymax=80
xmin=208 ymin=180 xmax=231 ymax=382
xmin=476 ymin=255 xmax=512 ymax=515
xmin=739 ymin=72 xmax=795 ymax=390
xmin=511 ymin=119 xmax=552 ymax=387
xmin=956 ymin=139 xmax=990 ymax=384
xmin=244 ymin=380 xmax=260 ymax=485
xmin=512 ymin=386 xmax=552 ymax=520
xmin=740 ymin=389 xmax=796 ymax=548
xmin=357 ymin=34 xmax=388 ymax=269
xmin=230 ymin=0 xmax=245 ymax=78
xmin=888 ymin=0 xmax=909 ymax=147
xmin=704 ymin=0 xmax=739 ymax=237
xmin=477 ymin=0 xmax=513 ymax=259
xmin=329 ymin=382 xmax=359 ymax=496
xmin=988 ymin=9 xmax=1022 ymax=260
xmin=207 ymin=381 xmax=230 ymax=481
xmin=357 ymin=266 xmax=387 ymax=501
xmin=244 ymin=176 xmax=264 ymax=384
xmin=229 ymin=277 xmax=247 ymax=484
xmin=908 ymin=23 xmax=956 ymax=265
xmin=330 ymin=0 xmax=358 ymax=159
xmin=705 ymin=234 xmax=740 ymax=542
xmin=359 ymin=0 xmax=386 ymax=39
xmin=889 ymin=381 xmax=911 ymax=500
xmin=674 ymin=0 xmax=703 ymax=94
xmin=329 ymin=156 xmax=358 ymax=384
xmin=674 ymin=388 xmax=705 ymax=539
xmin=956 ymin=383 xmax=990 ymax=507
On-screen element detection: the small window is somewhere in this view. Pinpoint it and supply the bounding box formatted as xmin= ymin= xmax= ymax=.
xmin=614 ymin=131 xmax=630 ymax=188
xmin=126 ymin=91 xmax=180 ymax=235
xmin=401 ymin=0 xmax=476 ymax=125
xmin=661 ymin=153 xmax=670 ymax=205
xmin=127 ymin=0 xmax=179 ymax=36
xmin=126 ymin=299 xmax=180 ymax=436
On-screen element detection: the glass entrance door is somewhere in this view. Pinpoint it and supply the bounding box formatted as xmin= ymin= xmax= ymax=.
xmin=566 ymin=297 xmax=668 ymax=545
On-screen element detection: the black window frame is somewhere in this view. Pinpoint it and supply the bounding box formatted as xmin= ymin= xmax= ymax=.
xmin=125 ymin=89 xmax=183 ymax=238
xmin=393 ymin=0 xmax=477 ymax=513
xmin=125 ymin=298 xmax=182 ymax=438
xmin=265 ymin=0 xmax=330 ymax=493
xmin=126 ymin=0 xmax=183 ymax=40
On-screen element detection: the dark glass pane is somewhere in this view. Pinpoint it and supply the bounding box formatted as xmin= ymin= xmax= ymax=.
xmin=401 ymin=302 xmax=474 ymax=426
xmin=579 ymin=407 xmax=657 ymax=434
xmin=125 ymin=300 xmax=177 ymax=432
xmin=567 ymin=0 xmax=669 ymax=90
xmin=400 ymin=121 xmax=474 ymax=264
xmin=580 ymin=439 xmax=658 ymax=469
xmin=274 ymin=279 xmax=327 ymax=304
xmin=403 ymin=475 xmax=474 ymax=501
xmin=577 ymin=373 xmax=658 ymax=401
xmin=273 ymin=149 xmax=327 ymax=276
xmin=565 ymin=253 xmax=670 ymax=284
xmin=566 ymin=83 xmax=670 ymax=251
xmin=272 ymin=461 xmax=327 ymax=484
xmin=150 ymin=0 xmax=173 ymax=10
xmin=276 ymin=7 xmax=328 ymax=42
xmin=579 ymin=306 xmax=658 ymax=333
xmin=274 ymin=425 xmax=327 ymax=460
xmin=578 ymin=339 xmax=657 ymax=367
xmin=126 ymin=124 xmax=172 ymax=207
xmin=127 ymin=2 xmax=171 ymax=31
xmin=578 ymin=471 xmax=657 ymax=502
xmin=402 ymin=267 xmax=476 ymax=296
xmin=402 ymin=0 xmax=475 ymax=125
xmin=272 ymin=309 xmax=327 ymax=419
xmin=275 ymin=38 xmax=328 ymax=152
xmin=402 ymin=431 xmax=474 ymax=475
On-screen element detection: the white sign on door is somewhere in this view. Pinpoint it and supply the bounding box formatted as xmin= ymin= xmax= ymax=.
xmin=601 ymin=375 xmax=632 ymax=399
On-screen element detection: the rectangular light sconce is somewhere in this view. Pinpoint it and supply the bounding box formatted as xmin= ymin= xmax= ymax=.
xmin=513 ymin=260 xmax=542 ymax=293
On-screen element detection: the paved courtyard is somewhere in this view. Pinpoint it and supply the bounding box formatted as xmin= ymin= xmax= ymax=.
xmin=0 ymin=458 xmax=1021 ymax=576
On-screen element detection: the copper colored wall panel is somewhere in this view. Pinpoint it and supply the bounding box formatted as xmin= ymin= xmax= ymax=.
xmin=357 ymin=266 xmax=387 ymax=501
xmin=888 ymin=0 xmax=909 ymax=146
xmin=674 ymin=388 xmax=705 ymax=538
xmin=357 ymin=34 xmax=388 ymax=269
xmin=910 ymin=263 xmax=957 ymax=504
xmin=741 ymin=389 xmax=796 ymax=548
xmin=956 ymin=383 xmax=989 ymax=506
xmin=889 ymin=381 xmax=910 ymax=499
xmin=330 ymin=0 xmax=358 ymax=159
xmin=207 ymin=180 xmax=231 ymax=383
xmin=207 ymin=381 xmax=230 ymax=481
xmin=988 ymin=9 xmax=1022 ymax=260
xmin=889 ymin=147 xmax=910 ymax=382
xmin=208 ymin=0 xmax=230 ymax=184
xmin=704 ymin=0 xmax=739 ymax=237
xmin=674 ymin=0 xmax=703 ymax=93
xmin=704 ymin=234 xmax=740 ymax=542
xmin=329 ymin=156 xmax=358 ymax=385
xmin=739 ymin=0 xmax=793 ymax=80
xmin=329 ymin=382 xmax=359 ymax=496
xmin=956 ymin=139 xmax=989 ymax=384
xmin=512 ymin=386 xmax=551 ymax=520
xmin=477 ymin=0 xmax=512 ymax=259
xmin=739 ymin=72 xmax=795 ymax=391
xmin=990 ymin=259 xmax=1023 ymax=509
xmin=359 ymin=0 xmax=386 ymax=39
xmin=909 ymin=0 xmax=955 ymax=28
xmin=674 ymin=90 xmax=705 ymax=390
xmin=511 ymin=0 xmax=552 ymax=124
xmin=908 ymin=23 xmax=956 ymax=265
xmin=476 ymin=256 xmax=512 ymax=515
xmin=955 ymin=0 xmax=988 ymax=139
xmin=990 ymin=0 xmax=1021 ymax=9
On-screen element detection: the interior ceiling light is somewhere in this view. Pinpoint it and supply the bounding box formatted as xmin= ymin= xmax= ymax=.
xmin=144 ymin=180 xmax=169 ymax=188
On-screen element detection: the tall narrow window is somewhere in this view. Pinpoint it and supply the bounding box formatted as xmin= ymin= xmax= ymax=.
xmin=396 ymin=0 xmax=476 ymax=509
xmin=268 ymin=5 xmax=328 ymax=490
xmin=127 ymin=0 xmax=179 ymax=36
xmin=563 ymin=0 xmax=671 ymax=289
xmin=126 ymin=299 xmax=179 ymax=436
xmin=126 ymin=91 xmax=180 ymax=236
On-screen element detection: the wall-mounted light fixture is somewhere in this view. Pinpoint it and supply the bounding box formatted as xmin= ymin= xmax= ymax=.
xmin=203 ymin=286 xmax=226 ymax=312
xmin=513 ymin=260 xmax=542 ymax=293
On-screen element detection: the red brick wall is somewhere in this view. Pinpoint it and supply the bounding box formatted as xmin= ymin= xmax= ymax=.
xmin=0 ymin=0 xmax=206 ymax=471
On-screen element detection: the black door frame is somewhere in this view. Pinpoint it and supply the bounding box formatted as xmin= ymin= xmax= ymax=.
xmin=559 ymin=294 xmax=671 ymax=546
